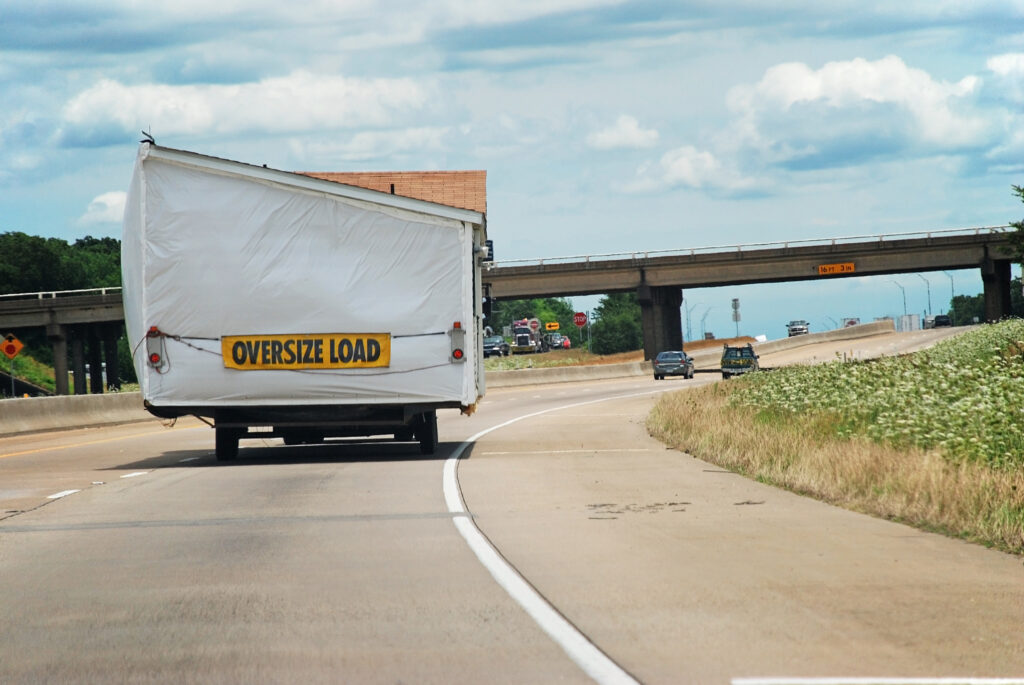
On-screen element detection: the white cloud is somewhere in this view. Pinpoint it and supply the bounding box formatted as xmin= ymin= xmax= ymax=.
xmin=625 ymin=145 xmax=756 ymax=193
xmin=432 ymin=0 xmax=626 ymax=27
xmin=724 ymin=56 xmax=991 ymax=169
xmin=288 ymin=127 xmax=451 ymax=164
xmin=57 ymin=71 xmax=429 ymax=144
xmin=78 ymin=191 xmax=126 ymax=226
xmin=586 ymin=115 xmax=659 ymax=150
xmin=986 ymin=53 xmax=1024 ymax=104
xmin=986 ymin=53 xmax=1024 ymax=76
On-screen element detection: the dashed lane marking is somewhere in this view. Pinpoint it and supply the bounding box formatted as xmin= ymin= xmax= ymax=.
xmin=46 ymin=489 xmax=80 ymax=500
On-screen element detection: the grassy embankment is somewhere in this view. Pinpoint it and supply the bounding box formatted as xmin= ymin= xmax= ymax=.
xmin=3 ymin=353 xmax=56 ymax=394
xmin=648 ymin=320 xmax=1024 ymax=555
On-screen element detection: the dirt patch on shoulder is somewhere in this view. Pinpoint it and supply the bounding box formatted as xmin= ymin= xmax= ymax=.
xmin=684 ymin=337 xmax=756 ymax=353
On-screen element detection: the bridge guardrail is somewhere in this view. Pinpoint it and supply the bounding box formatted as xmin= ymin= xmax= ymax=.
xmin=0 ymin=287 xmax=123 ymax=301
xmin=490 ymin=225 xmax=1012 ymax=268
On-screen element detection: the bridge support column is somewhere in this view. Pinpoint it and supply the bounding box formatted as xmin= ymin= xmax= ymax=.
xmin=46 ymin=323 xmax=70 ymax=396
xmin=638 ymin=285 xmax=683 ymax=361
xmin=88 ymin=326 xmax=104 ymax=394
xmin=71 ymin=326 xmax=87 ymax=395
xmin=981 ymin=257 xmax=1012 ymax=322
xmin=103 ymin=323 xmax=121 ymax=392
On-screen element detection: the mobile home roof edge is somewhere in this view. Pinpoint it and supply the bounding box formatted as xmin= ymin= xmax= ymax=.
xmin=141 ymin=144 xmax=485 ymax=225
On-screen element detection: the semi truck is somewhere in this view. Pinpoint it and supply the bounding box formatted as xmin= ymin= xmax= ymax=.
xmin=121 ymin=143 xmax=487 ymax=459
xmin=510 ymin=318 xmax=546 ymax=353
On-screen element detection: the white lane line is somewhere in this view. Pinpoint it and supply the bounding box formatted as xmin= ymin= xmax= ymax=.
xmin=47 ymin=489 xmax=81 ymax=499
xmin=737 ymin=675 xmax=1024 ymax=679
xmin=444 ymin=389 xmax=668 ymax=685
xmin=119 ymin=472 xmax=148 ymax=479
xmin=178 ymin=457 xmax=200 ymax=463
xmin=482 ymin=449 xmax=656 ymax=456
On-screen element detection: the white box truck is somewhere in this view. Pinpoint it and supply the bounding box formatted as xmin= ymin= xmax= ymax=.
xmin=122 ymin=143 xmax=487 ymax=459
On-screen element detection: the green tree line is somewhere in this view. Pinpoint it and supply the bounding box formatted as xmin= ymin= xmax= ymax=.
xmin=486 ymin=292 xmax=643 ymax=355
xmin=0 ymin=232 xmax=121 ymax=293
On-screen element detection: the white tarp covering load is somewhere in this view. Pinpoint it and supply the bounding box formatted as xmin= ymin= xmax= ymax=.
xmin=122 ymin=144 xmax=485 ymax=408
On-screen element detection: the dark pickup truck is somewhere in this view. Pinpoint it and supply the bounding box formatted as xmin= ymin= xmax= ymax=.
xmin=721 ymin=343 xmax=759 ymax=379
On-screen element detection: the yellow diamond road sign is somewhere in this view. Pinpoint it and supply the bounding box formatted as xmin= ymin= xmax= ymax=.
xmin=3 ymin=333 xmax=24 ymax=360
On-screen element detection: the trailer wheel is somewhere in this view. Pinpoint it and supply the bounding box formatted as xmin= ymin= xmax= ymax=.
xmin=215 ymin=427 xmax=239 ymax=460
xmin=416 ymin=411 xmax=438 ymax=455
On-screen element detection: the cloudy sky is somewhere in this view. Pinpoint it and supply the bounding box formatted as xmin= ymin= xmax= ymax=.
xmin=3 ymin=1 xmax=1023 ymax=339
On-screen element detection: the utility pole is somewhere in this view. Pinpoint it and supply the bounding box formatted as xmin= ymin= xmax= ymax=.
xmin=944 ymin=271 xmax=955 ymax=323
xmin=700 ymin=307 xmax=712 ymax=339
xmin=731 ymin=298 xmax=740 ymax=338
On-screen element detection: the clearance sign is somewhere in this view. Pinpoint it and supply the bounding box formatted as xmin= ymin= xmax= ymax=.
xmin=818 ymin=262 xmax=855 ymax=276
xmin=222 ymin=333 xmax=391 ymax=370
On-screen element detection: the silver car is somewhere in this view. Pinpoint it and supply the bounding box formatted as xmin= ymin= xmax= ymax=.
xmin=652 ymin=350 xmax=694 ymax=380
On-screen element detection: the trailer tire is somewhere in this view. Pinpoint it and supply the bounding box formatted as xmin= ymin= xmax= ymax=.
xmin=417 ymin=411 xmax=438 ymax=455
xmin=215 ymin=427 xmax=239 ymax=460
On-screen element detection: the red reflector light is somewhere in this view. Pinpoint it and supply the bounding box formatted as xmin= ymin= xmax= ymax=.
xmin=452 ymin=348 xmax=464 ymax=360
xmin=149 ymin=353 xmax=161 ymax=365
xmin=453 ymin=321 xmax=461 ymax=329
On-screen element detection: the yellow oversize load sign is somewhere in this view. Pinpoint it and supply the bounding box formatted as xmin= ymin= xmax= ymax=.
xmin=222 ymin=333 xmax=391 ymax=370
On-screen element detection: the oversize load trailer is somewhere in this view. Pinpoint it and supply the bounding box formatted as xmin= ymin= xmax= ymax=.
xmin=122 ymin=143 xmax=487 ymax=459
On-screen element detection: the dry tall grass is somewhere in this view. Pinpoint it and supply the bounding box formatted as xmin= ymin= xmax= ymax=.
xmin=647 ymin=383 xmax=1024 ymax=554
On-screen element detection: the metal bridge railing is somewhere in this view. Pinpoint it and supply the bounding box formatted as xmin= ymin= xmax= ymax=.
xmin=0 ymin=286 xmax=123 ymax=301
xmin=490 ymin=225 xmax=1012 ymax=269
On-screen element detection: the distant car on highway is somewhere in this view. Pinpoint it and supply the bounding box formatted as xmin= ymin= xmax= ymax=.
xmin=546 ymin=333 xmax=570 ymax=350
xmin=721 ymin=343 xmax=759 ymax=379
xmin=933 ymin=314 xmax=952 ymax=327
xmin=652 ymin=350 xmax=694 ymax=380
xmin=786 ymin=320 xmax=809 ymax=336
xmin=483 ymin=335 xmax=510 ymax=357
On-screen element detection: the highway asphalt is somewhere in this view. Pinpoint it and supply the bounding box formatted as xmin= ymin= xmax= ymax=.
xmin=1 ymin=330 xmax=1021 ymax=684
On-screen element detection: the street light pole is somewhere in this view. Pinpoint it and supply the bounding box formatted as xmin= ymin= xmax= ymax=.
xmin=915 ymin=273 xmax=932 ymax=316
xmin=890 ymin=280 xmax=907 ymax=317
xmin=700 ymin=307 xmax=712 ymax=339
xmin=685 ymin=301 xmax=701 ymax=342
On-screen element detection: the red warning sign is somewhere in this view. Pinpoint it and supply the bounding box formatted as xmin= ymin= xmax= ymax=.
xmin=2 ymin=333 xmax=23 ymax=360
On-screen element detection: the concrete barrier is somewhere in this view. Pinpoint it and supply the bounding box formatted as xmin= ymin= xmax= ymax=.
xmin=0 ymin=392 xmax=154 ymax=436
xmin=0 ymin=322 xmax=899 ymax=435
xmin=486 ymin=361 xmax=651 ymax=388
xmin=687 ymin=320 xmax=896 ymax=369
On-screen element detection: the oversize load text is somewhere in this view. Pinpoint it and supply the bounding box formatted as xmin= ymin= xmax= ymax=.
xmin=221 ymin=333 xmax=391 ymax=370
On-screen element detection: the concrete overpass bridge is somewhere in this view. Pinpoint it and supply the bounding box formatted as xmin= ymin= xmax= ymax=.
xmin=482 ymin=226 xmax=1017 ymax=359
xmin=0 ymin=226 xmax=1017 ymax=395
xmin=0 ymin=288 xmax=124 ymax=396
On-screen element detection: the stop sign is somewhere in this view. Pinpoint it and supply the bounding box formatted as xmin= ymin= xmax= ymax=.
xmin=573 ymin=312 xmax=587 ymax=327
xmin=529 ymin=319 xmax=540 ymax=331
